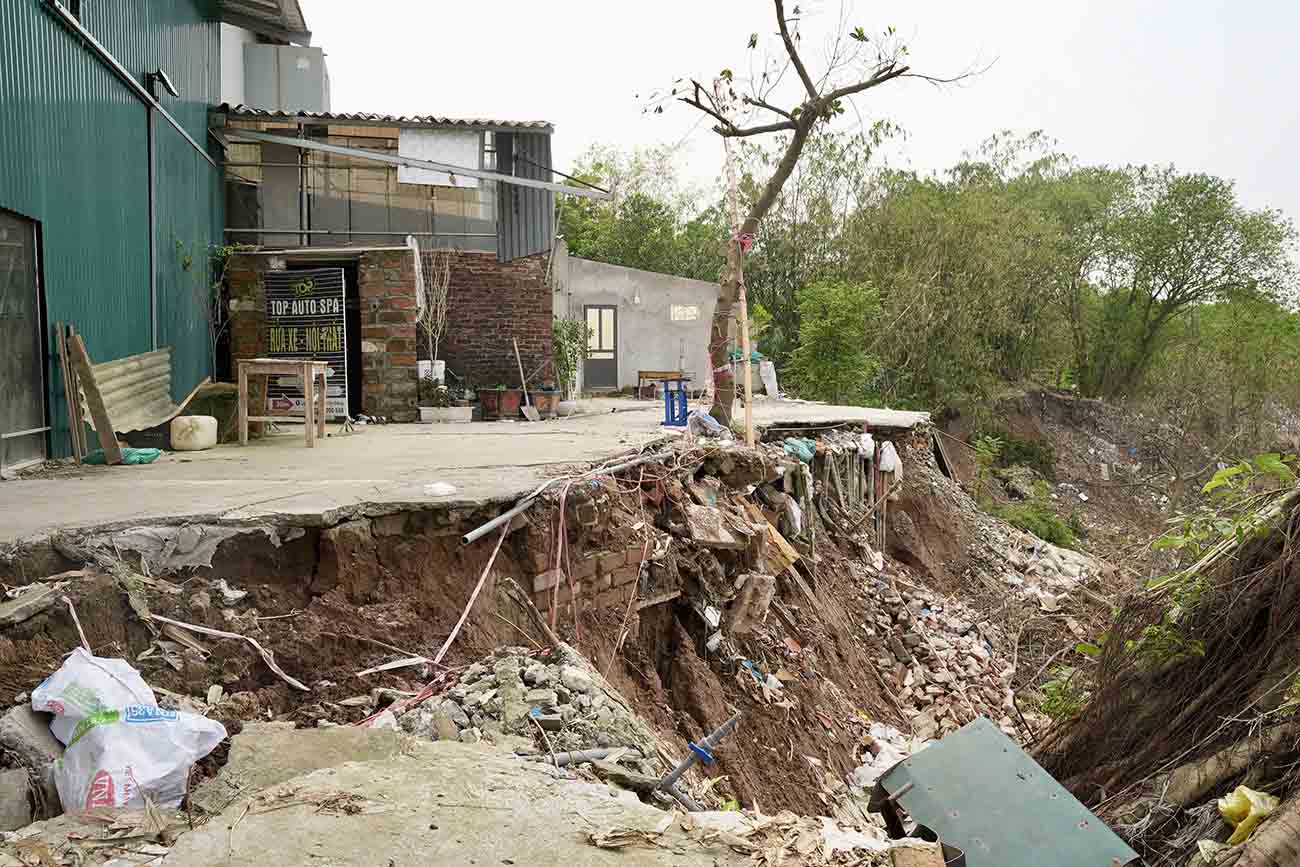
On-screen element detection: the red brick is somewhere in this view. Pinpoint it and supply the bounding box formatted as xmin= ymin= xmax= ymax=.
xmin=609 ymin=564 xmax=640 ymax=587
xmin=596 ymin=550 xmax=625 ymax=576
xmin=533 ymin=568 xmax=563 ymax=592
xmin=593 ymin=585 xmax=634 ymax=611
xmin=572 ymin=554 xmax=599 ymax=581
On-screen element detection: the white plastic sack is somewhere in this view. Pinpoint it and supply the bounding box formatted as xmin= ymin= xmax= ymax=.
xmin=858 ymin=433 xmax=875 ymax=457
xmin=758 ymin=361 xmax=780 ymax=398
xmin=879 ymin=441 xmax=903 ymax=479
xmin=32 ymin=649 xmax=156 ymax=745
xmin=54 ymin=705 xmax=227 ymax=811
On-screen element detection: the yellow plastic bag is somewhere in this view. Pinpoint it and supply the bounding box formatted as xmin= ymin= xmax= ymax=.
xmin=1218 ymin=785 xmax=1280 ymax=845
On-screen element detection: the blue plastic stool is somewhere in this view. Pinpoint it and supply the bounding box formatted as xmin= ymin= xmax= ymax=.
xmin=662 ymin=378 xmax=690 ymax=427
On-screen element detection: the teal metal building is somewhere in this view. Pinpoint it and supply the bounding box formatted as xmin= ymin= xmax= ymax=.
xmin=0 ymin=0 xmax=224 ymax=464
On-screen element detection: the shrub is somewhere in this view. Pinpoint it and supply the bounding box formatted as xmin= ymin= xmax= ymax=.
xmin=971 ymin=429 xmax=1056 ymax=479
xmin=994 ymin=499 xmax=1078 ymax=549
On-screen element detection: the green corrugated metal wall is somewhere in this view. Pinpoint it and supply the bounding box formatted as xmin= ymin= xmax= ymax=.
xmin=0 ymin=0 xmax=221 ymax=458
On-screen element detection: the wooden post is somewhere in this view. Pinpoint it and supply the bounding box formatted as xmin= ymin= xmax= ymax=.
xmin=316 ymin=366 xmax=326 ymax=439
xmin=302 ymin=361 xmax=315 ymax=448
xmin=238 ymin=361 xmax=249 ymax=446
xmin=66 ymin=333 xmax=122 ymax=465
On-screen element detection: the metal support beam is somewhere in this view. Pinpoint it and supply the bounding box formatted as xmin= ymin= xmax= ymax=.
xmin=226 ymin=129 xmax=611 ymax=201
xmin=41 ymin=0 xmax=217 ymax=168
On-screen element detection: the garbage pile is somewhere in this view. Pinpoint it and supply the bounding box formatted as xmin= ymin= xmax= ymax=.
xmin=395 ymin=644 xmax=661 ymax=758
xmin=0 ymin=647 xmax=226 ymax=831
xmin=864 ymin=581 xmax=1018 ymax=740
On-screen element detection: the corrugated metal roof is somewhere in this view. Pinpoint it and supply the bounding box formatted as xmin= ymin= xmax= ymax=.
xmin=80 ymin=348 xmax=184 ymax=434
xmin=221 ymin=104 xmax=553 ymax=133
xmin=219 ymin=0 xmax=311 ymax=44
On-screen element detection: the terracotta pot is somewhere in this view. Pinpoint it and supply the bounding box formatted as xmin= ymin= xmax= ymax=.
xmin=533 ymin=391 xmax=559 ymax=419
xmin=500 ymin=388 xmax=523 ymax=418
xmin=478 ymin=389 xmax=503 ymax=420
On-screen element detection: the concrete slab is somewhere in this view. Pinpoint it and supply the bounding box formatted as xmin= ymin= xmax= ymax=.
xmin=0 ymin=397 xmax=926 ymax=547
xmin=162 ymin=739 xmax=754 ymax=867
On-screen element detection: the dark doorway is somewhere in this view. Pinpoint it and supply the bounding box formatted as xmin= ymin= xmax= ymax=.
xmin=583 ymin=304 xmax=617 ymax=390
xmin=0 ymin=211 xmax=46 ymax=469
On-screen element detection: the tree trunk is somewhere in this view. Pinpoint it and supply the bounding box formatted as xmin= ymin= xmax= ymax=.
xmin=708 ymin=117 xmax=814 ymax=423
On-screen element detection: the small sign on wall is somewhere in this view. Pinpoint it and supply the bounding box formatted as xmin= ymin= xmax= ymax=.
xmin=263 ymin=268 xmax=349 ymax=419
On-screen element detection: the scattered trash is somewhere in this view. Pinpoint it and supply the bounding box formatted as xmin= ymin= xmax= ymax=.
xmin=83 ymin=447 xmax=162 ymax=465
xmin=54 ymin=704 xmax=226 ymax=810
xmin=423 ymin=482 xmax=458 ymax=497
xmin=687 ymin=410 xmax=727 ymax=438
xmin=783 ymin=438 xmax=817 ymax=464
xmin=1218 ymin=784 xmax=1279 ymax=845
xmin=879 ymin=441 xmax=902 ymax=476
xmin=32 ymin=648 xmax=156 ymax=745
xmin=1078 ymin=491 xmax=1090 ymax=502
xmin=215 ymin=579 xmax=247 ymax=605
xmin=146 ymin=614 xmax=310 ymax=692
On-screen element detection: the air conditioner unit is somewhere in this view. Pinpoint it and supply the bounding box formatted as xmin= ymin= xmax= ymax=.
xmin=243 ymin=44 xmax=330 ymax=113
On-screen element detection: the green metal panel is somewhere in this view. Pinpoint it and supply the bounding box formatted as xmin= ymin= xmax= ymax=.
xmin=0 ymin=0 xmax=222 ymax=456
xmin=878 ymin=718 xmax=1137 ymax=867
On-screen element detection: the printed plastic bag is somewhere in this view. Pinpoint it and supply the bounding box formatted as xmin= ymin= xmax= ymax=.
xmin=1219 ymin=784 xmax=1280 ymax=845
xmin=32 ymin=649 xmax=156 ymax=745
xmin=54 ymin=705 xmax=227 ymax=811
xmin=879 ymin=441 xmax=903 ymax=479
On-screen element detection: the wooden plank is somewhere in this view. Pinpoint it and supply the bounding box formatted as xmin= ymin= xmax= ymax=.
xmin=67 ymin=326 xmax=87 ymax=459
xmin=54 ymin=323 xmax=80 ymax=463
xmin=741 ymin=502 xmax=801 ymax=573
xmin=67 ymin=333 xmax=122 ymax=465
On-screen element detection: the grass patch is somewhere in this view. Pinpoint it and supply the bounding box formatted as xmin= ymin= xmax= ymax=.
xmin=972 ymin=429 xmax=1057 ymax=480
xmin=993 ymin=499 xmax=1079 ymax=549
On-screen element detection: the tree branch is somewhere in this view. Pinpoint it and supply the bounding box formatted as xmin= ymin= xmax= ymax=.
xmin=720 ymin=119 xmax=799 ymax=138
xmin=825 ymin=64 xmax=909 ymax=102
xmin=774 ymin=0 xmax=818 ymax=99
xmin=742 ymin=95 xmax=795 ymax=121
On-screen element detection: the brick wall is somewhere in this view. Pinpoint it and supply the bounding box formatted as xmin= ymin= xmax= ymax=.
xmin=439 ymin=251 xmax=553 ymax=388
xmin=226 ymin=249 xmax=419 ymax=423
xmin=357 ymin=250 xmax=419 ymax=422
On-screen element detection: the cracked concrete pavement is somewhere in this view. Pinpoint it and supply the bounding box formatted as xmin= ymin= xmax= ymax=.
xmin=0 ymin=398 xmax=926 ymax=546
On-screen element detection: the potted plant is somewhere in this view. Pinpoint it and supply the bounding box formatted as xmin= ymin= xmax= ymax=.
xmin=418 ymin=378 xmax=471 ymax=423
xmin=553 ymin=316 xmax=586 ymax=417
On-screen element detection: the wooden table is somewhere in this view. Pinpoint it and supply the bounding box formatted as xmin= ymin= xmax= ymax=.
xmin=237 ymin=358 xmax=329 ymax=448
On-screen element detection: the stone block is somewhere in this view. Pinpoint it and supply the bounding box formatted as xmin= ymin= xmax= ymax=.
xmin=608 ymin=564 xmax=640 ymax=588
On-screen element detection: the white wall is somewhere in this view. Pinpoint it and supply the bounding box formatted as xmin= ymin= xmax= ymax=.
xmin=220 ymin=23 xmax=258 ymax=106
xmin=552 ymin=242 xmax=720 ymax=392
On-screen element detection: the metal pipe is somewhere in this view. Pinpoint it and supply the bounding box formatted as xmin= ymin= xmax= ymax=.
xmin=228 ymin=129 xmax=610 ymax=201
xmin=523 ymin=747 xmax=644 ymax=767
xmin=41 ymin=0 xmax=217 ymax=168
xmin=460 ymin=451 xmax=668 ymax=546
xmin=0 ymin=426 xmax=52 ymax=440
xmin=223 ymin=228 xmax=497 ymax=238
xmin=657 ymin=712 xmax=741 ymax=797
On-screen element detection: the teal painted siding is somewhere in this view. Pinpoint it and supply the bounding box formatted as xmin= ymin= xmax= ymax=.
xmin=0 ymin=0 xmax=221 ymax=457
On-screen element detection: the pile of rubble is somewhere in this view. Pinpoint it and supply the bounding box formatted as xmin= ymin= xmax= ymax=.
xmin=863 ymin=580 xmax=1017 ymax=740
xmin=396 ymin=644 xmax=662 ymax=758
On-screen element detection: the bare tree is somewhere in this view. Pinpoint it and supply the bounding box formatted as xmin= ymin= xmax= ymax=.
xmin=667 ymin=0 xmax=973 ymax=423
xmin=418 ymin=247 xmax=452 ymax=373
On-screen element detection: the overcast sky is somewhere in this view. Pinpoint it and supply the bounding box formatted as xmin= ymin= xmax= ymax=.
xmin=306 ymin=0 xmax=1299 ymax=220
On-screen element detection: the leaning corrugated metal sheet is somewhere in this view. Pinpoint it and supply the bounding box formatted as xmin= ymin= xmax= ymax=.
xmin=80 ymin=348 xmax=185 ymax=434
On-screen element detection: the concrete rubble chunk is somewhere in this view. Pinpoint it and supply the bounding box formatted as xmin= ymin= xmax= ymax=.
xmin=524 ymin=688 xmax=558 ymax=710
xmin=533 ymin=713 xmax=564 ymax=731
xmin=559 ymin=665 xmax=594 ymax=694
xmin=0 ymin=767 xmax=33 ymax=831
xmin=0 ymin=706 xmax=62 ymax=812
xmin=0 ymin=585 xmax=59 ymax=627
xmin=494 ymin=658 xmax=529 ymax=733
